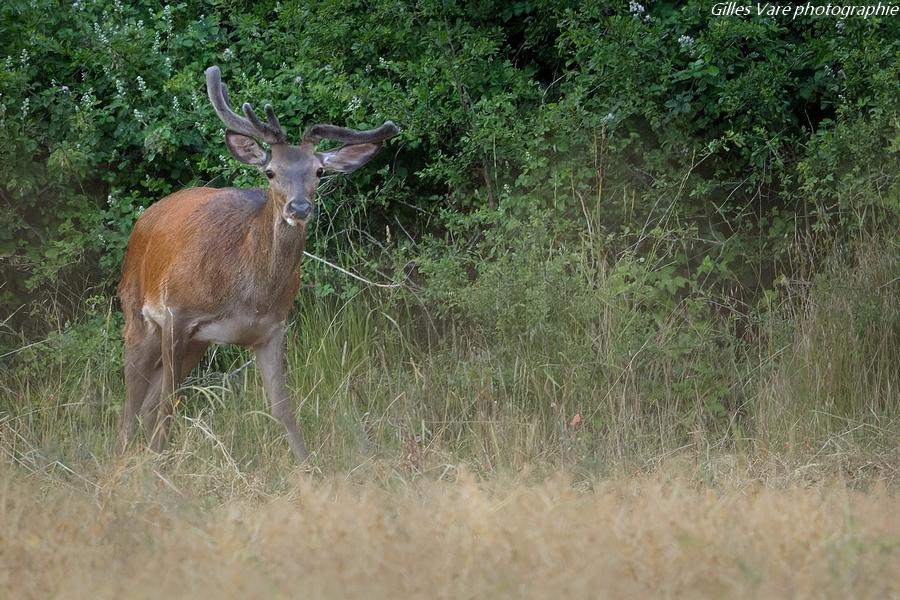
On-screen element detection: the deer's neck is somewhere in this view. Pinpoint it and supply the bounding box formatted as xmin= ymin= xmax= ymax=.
xmin=247 ymin=190 xmax=307 ymax=283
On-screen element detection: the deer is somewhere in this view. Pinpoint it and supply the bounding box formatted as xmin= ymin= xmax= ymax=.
xmin=116 ymin=65 xmax=399 ymax=462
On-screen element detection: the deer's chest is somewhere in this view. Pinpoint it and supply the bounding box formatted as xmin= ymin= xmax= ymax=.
xmin=188 ymin=266 xmax=300 ymax=346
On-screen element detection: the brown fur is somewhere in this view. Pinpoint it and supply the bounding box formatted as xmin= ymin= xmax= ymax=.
xmin=118 ymin=186 xmax=305 ymax=344
xmin=116 ymin=183 xmax=310 ymax=460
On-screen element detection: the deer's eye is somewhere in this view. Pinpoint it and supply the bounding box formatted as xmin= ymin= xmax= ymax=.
xmin=316 ymin=168 xmax=325 ymax=177
xmin=265 ymin=169 xmax=275 ymax=179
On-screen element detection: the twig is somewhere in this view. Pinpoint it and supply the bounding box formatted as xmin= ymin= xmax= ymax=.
xmin=303 ymin=251 xmax=404 ymax=289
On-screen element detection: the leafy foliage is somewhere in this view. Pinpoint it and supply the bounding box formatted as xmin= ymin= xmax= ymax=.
xmin=1 ymin=0 xmax=897 ymax=335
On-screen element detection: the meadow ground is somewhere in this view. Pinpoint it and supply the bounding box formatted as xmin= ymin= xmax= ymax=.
xmin=2 ymin=455 xmax=900 ymax=599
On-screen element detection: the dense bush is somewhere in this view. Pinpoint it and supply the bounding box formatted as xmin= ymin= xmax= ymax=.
xmin=1 ymin=0 xmax=898 ymax=331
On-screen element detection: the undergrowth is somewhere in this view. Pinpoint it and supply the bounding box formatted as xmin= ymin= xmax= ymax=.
xmin=1 ymin=234 xmax=897 ymax=487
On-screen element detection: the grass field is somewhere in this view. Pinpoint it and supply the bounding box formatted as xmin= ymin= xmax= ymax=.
xmin=1 ymin=237 xmax=898 ymax=598
xmin=3 ymin=457 xmax=900 ymax=599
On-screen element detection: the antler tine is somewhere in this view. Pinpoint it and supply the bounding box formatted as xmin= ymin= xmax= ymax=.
xmin=303 ymin=120 xmax=400 ymax=145
xmin=242 ymin=102 xmax=286 ymax=144
xmin=205 ymin=65 xmax=286 ymax=144
xmin=264 ymin=104 xmax=282 ymax=133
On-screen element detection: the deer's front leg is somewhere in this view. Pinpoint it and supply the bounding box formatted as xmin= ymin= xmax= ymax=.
xmin=255 ymin=329 xmax=309 ymax=462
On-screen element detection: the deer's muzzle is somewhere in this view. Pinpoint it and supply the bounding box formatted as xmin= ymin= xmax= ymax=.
xmin=286 ymin=198 xmax=313 ymax=222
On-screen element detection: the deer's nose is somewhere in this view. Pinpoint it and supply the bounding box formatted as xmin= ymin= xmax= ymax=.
xmin=287 ymin=198 xmax=313 ymax=219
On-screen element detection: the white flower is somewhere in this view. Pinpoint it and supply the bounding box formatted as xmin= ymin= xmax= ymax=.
xmin=678 ymin=34 xmax=694 ymax=49
xmin=162 ymin=7 xmax=174 ymax=35
xmin=93 ymin=23 xmax=109 ymax=46
xmin=136 ymin=75 xmax=147 ymax=93
xmin=294 ymin=75 xmax=303 ymax=84
xmin=629 ymin=1 xmax=645 ymax=14
xmin=345 ymin=95 xmax=361 ymax=113
xmin=61 ymin=85 xmax=70 ymax=93
xmin=222 ymin=47 xmax=234 ymax=61
xmin=20 ymin=97 xmax=30 ymax=116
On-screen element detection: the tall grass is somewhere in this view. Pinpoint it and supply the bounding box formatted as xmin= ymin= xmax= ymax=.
xmin=754 ymin=238 xmax=900 ymax=458
xmin=1 ymin=235 xmax=897 ymax=484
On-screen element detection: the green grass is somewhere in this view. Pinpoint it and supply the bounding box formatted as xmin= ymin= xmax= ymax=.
xmin=1 ymin=236 xmax=898 ymax=492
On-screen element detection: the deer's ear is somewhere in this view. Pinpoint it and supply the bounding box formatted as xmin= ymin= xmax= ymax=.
xmin=318 ymin=143 xmax=382 ymax=173
xmin=225 ymin=131 xmax=268 ymax=166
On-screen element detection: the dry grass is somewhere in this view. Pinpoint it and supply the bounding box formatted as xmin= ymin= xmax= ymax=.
xmin=2 ymin=458 xmax=899 ymax=600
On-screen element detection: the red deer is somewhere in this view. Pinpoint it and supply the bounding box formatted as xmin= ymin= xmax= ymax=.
xmin=117 ymin=65 xmax=398 ymax=461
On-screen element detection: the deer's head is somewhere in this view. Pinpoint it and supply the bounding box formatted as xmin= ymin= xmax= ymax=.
xmin=206 ymin=66 xmax=399 ymax=226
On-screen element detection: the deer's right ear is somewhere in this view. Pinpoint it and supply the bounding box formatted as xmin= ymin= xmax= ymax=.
xmin=225 ymin=131 xmax=268 ymax=166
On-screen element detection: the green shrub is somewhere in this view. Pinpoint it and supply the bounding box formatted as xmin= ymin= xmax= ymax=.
xmin=2 ymin=0 xmax=898 ymax=332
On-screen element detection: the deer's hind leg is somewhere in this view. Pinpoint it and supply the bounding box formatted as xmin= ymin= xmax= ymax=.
xmin=118 ymin=321 xmax=162 ymax=455
xmin=142 ymin=310 xmax=187 ymax=453
xmin=142 ymin=329 xmax=208 ymax=452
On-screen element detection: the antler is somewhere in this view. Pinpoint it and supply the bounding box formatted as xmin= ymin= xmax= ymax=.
xmin=303 ymin=121 xmax=400 ymax=145
xmin=205 ymin=65 xmax=286 ymax=144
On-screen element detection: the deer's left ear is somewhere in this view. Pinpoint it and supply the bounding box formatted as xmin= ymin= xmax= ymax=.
xmin=318 ymin=143 xmax=382 ymax=173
